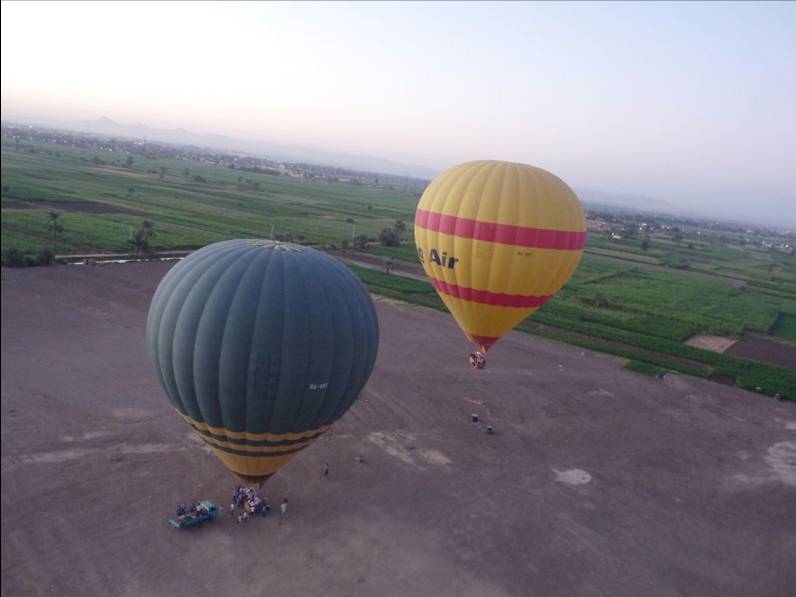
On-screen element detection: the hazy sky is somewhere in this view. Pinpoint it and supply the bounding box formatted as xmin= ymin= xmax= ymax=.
xmin=2 ymin=1 xmax=795 ymax=225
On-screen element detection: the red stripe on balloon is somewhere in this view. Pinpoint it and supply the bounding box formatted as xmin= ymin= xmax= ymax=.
xmin=415 ymin=209 xmax=586 ymax=250
xmin=429 ymin=277 xmax=552 ymax=309
xmin=466 ymin=333 xmax=500 ymax=353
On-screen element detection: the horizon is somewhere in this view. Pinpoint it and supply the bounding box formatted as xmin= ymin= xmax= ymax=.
xmin=2 ymin=1 xmax=795 ymax=225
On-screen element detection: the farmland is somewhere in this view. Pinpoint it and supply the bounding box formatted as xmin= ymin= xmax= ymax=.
xmin=1 ymin=139 xmax=417 ymax=254
xmin=2 ymin=135 xmax=795 ymax=399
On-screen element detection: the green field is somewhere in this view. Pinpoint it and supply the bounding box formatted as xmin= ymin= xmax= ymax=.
xmin=1 ymin=140 xmax=417 ymax=254
xmin=771 ymin=313 xmax=796 ymax=342
xmin=3 ymin=137 xmax=795 ymax=399
xmin=352 ymin=265 xmax=796 ymax=399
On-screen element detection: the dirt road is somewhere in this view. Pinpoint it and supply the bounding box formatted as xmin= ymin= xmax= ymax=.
xmin=2 ymin=262 xmax=794 ymax=597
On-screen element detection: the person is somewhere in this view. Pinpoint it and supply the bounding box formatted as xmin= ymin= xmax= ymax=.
xmin=356 ymin=455 xmax=364 ymax=464
xmin=176 ymin=504 xmax=185 ymax=517
xmin=324 ymin=463 xmax=329 ymax=477
xmin=230 ymin=502 xmax=236 ymax=516
xmin=486 ymin=425 xmax=494 ymax=435
xmin=469 ymin=352 xmax=486 ymax=369
xmin=280 ymin=497 xmax=288 ymax=515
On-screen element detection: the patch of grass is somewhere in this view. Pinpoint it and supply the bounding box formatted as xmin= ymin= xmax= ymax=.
xmin=1 ymin=141 xmax=419 ymax=254
xmin=350 ymin=266 xmax=796 ymax=400
xmin=365 ymin=244 xmax=420 ymax=263
xmin=623 ymin=360 xmax=667 ymax=376
xmin=771 ymin=313 xmax=796 ymax=342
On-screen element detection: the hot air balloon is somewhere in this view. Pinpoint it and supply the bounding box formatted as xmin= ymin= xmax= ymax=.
xmin=414 ymin=161 xmax=586 ymax=367
xmin=146 ymin=239 xmax=379 ymax=484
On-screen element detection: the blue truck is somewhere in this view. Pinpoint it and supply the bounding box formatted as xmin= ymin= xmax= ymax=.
xmin=168 ymin=501 xmax=219 ymax=529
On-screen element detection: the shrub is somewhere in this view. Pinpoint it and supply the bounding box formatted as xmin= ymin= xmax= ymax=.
xmin=3 ymin=248 xmax=30 ymax=267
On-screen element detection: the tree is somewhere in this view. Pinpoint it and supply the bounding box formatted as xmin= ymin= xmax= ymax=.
xmin=394 ymin=220 xmax=406 ymax=240
xmin=125 ymin=155 xmax=134 ymax=168
xmin=128 ymin=187 xmax=135 ymax=195
xmin=130 ymin=220 xmax=157 ymax=258
xmin=640 ymin=238 xmax=650 ymax=251
xmin=36 ymin=246 xmax=54 ymax=266
xmin=3 ymin=248 xmax=29 ymax=267
xmin=159 ymin=166 xmax=167 ymax=180
xmin=593 ymin=292 xmax=607 ymax=307
xmin=46 ymin=211 xmax=64 ymax=253
xmin=379 ymin=228 xmax=400 ymax=246
xmin=353 ymin=235 xmax=369 ymax=249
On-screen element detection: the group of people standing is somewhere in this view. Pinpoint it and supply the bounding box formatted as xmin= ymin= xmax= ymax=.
xmin=230 ymin=486 xmax=288 ymax=524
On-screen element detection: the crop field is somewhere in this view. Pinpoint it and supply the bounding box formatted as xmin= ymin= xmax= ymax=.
xmin=1 ymin=140 xmax=417 ymax=254
xmin=3 ymin=137 xmax=794 ymax=398
xmin=772 ymin=313 xmax=796 ymax=342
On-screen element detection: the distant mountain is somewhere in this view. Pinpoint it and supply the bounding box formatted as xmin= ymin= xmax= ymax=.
xmin=3 ymin=113 xmax=696 ymax=219
xmin=76 ymin=117 xmax=438 ymax=179
xmin=576 ymin=188 xmax=680 ymax=215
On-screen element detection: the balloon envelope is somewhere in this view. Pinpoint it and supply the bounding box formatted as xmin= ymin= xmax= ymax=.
xmin=147 ymin=240 xmax=379 ymax=484
xmin=414 ymin=160 xmax=586 ymax=352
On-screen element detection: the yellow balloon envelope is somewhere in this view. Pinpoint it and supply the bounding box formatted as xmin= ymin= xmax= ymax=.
xmin=414 ymin=160 xmax=586 ymax=353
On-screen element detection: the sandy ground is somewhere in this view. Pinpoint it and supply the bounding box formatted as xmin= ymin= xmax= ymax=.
xmin=2 ymin=262 xmax=795 ymax=597
xmin=684 ymin=335 xmax=738 ymax=353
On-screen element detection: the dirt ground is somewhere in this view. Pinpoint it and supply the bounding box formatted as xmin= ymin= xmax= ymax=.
xmin=684 ymin=335 xmax=738 ymax=353
xmin=2 ymin=262 xmax=795 ymax=597
xmin=725 ymin=334 xmax=796 ymax=370
xmin=330 ymin=250 xmax=428 ymax=281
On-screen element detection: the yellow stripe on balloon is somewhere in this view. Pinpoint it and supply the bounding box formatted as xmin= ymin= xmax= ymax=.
xmin=208 ymin=446 xmax=303 ymax=479
xmin=178 ymin=411 xmax=330 ymax=442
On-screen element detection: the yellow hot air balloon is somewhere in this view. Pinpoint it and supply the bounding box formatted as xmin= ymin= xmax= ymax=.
xmin=414 ymin=161 xmax=586 ymax=365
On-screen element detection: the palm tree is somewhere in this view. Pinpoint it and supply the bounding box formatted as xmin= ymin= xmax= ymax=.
xmin=141 ymin=220 xmax=156 ymax=241
xmin=46 ymin=211 xmax=64 ymax=253
xmin=130 ymin=220 xmax=157 ymax=258
xmin=393 ymin=219 xmax=407 ymax=241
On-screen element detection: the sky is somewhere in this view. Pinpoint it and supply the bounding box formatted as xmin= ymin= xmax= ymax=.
xmin=1 ymin=1 xmax=795 ymax=225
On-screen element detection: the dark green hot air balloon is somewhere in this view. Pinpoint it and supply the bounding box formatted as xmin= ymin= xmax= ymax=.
xmin=147 ymin=239 xmax=379 ymax=484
